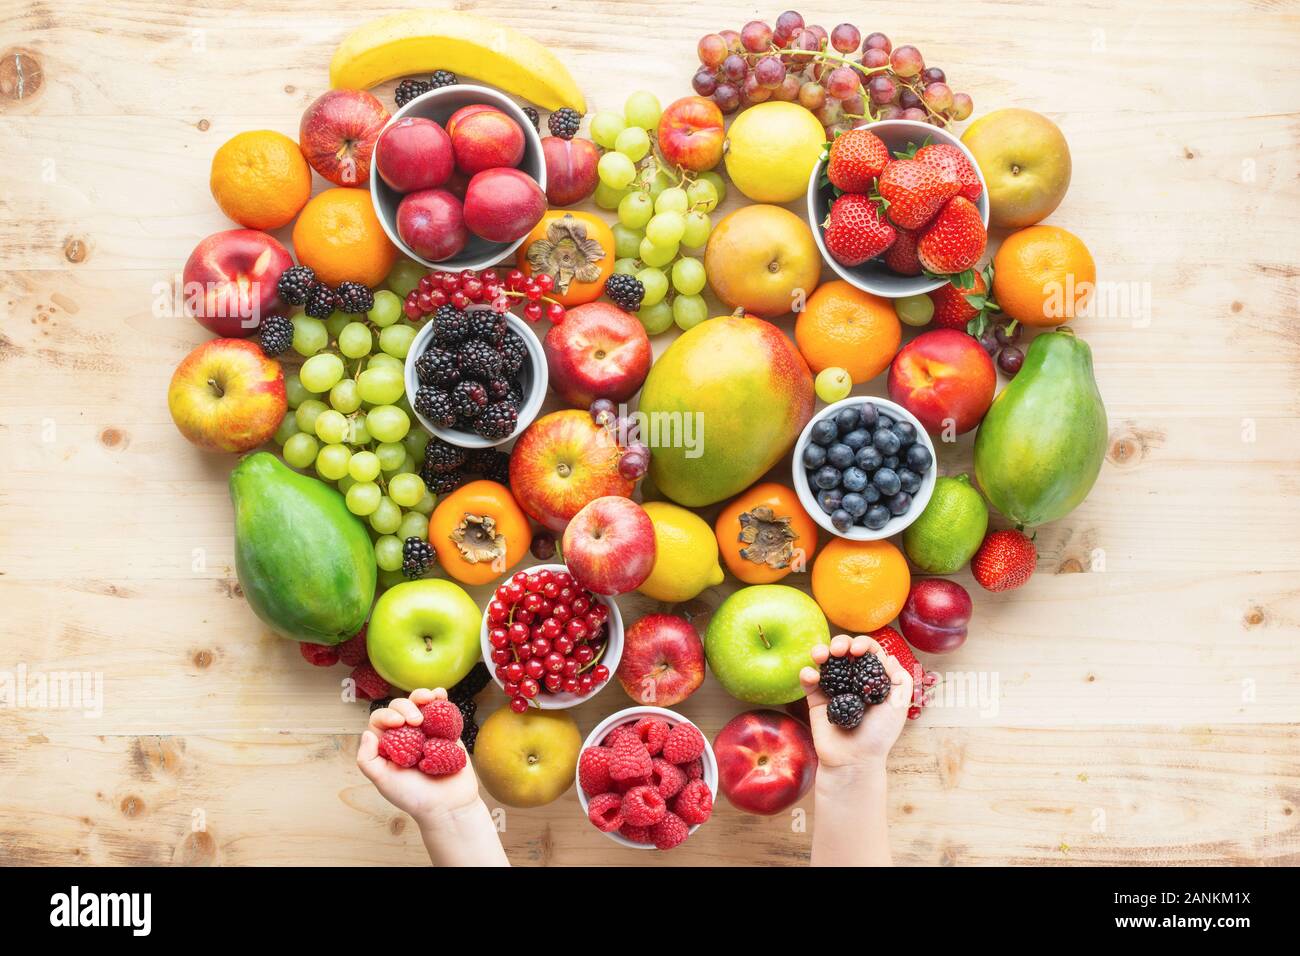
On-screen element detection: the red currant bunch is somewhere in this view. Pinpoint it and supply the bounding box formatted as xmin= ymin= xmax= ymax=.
xmin=403 ymin=268 xmax=568 ymax=325
xmin=502 ymin=270 xmax=566 ymax=324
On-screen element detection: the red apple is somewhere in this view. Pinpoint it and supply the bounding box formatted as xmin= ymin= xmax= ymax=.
xmin=899 ymin=578 xmax=972 ymax=653
xmin=446 ymin=104 xmax=501 ymax=137
xmin=616 ymin=613 xmax=705 ymax=707
xmin=508 ymin=409 xmax=634 ymax=532
xmin=463 ymin=168 xmax=547 ymax=243
xmin=451 ymin=109 xmax=525 ymax=175
xmin=183 ymin=229 xmax=293 ymax=337
xmin=541 ymin=135 xmax=599 ymax=207
xmin=375 ymin=116 xmax=453 ymax=193
xmin=714 ymin=710 xmax=817 ymax=815
xmin=298 ymin=89 xmax=390 ymax=187
xmin=657 ymin=96 xmax=725 ymax=172
xmin=543 ymin=301 xmax=651 ymax=408
xmin=888 ymin=329 xmax=996 ymax=435
xmin=397 ymin=189 xmax=468 ymax=262
xmin=167 ymin=338 xmax=286 ymax=453
xmin=561 ymin=496 xmax=655 ymax=595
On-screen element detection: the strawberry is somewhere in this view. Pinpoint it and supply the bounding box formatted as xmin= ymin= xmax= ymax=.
xmin=972 ymin=530 xmax=1037 ymax=593
xmin=827 ymin=129 xmax=891 ymax=193
xmin=882 ymin=227 xmax=923 ymax=276
xmin=822 ymin=193 xmax=896 ymax=267
xmin=876 ymin=158 xmax=959 ymax=229
xmin=917 ymin=196 xmax=986 ymax=275
xmin=915 ymin=143 xmax=983 ymax=202
xmin=870 ymin=626 xmax=936 ymax=720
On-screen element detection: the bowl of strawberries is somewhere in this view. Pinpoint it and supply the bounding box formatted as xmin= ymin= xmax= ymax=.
xmin=808 ymin=119 xmax=990 ymax=298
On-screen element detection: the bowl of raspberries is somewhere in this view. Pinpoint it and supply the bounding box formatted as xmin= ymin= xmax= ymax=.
xmin=576 ymin=706 xmax=718 ymax=851
xmin=405 ymin=301 xmax=546 ymax=448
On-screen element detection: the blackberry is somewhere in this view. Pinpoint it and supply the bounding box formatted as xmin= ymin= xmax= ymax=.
xmin=432 ymin=305 xmax=469 ymax=347
xmin=415 ymin=347 xmax=460 ymax=387
xmin=485 ymin=376 xmax=514 ymax=402
xmin=257 ymin=314 xmax=294 ymax=357
xmin=394 ymin=78 xmax=431 ymax=108
xmin=461 ymin=720 xmax=479 ymax=753
xmin=277 ymin=265 xmax=316 ymax=306
xmin=424 ymin=437 xmax=467 ymax=475
xmin=304 ymin=283 xmax=337 ymax=318
xmin=548 ymin=107 xmax=582 ymax=140
xmin=818 ymin=655 xmax=861 ymax=698
xmin=423 ymin=469 xmax=466 ymax=495
xmin=368 ymin=696 xmax=393 ymax=714
xmin=414 ymin=386 xmax=456 ymax=428
xmin=457 ymin=339 xmax=503 ymax=382
xmin=467 ymin=310 xmax=505 ymax=346
xmin=521 ymin=106 xmax=540 ymax=131
xmin=452 ymin=661 xmax=491 ymax=700
xmin=604 ymin=272 xmax=645 ymax=312
xmin=859 ymin=654 xmax=891 ymax=705
xmin=430 ymin=69 xmax=457 ymax=89
xmin=401 ymin=537 xmax=435 ymax=578
xmin=463 ymin=448 xmax=498 ymax=474
xmin=474 ymin=401 xmax=518 ymax=440
xmin=451 ymin=380 xmax=488 ymax=419
xmin=499 ymin=331 xmax=527 ymax=376
xmin=336 ymin=280 xmax=374 ymax=314
xmin=484 ymin=451 xmax=512 ymax=484
xmin=827 ymin=693 xmax=866 ymax=729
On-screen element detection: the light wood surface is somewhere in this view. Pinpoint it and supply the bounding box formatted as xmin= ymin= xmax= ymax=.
xmin=1 ymin=0 xmax=1298 ymax=866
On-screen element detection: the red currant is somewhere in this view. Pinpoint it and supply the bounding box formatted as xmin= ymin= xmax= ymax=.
xmin=551 ymin=604 xmax=572 ymax=622
xmin=439 ymin=272 xmax=460 ymax=292
xmin=514 ymin=642 xmax=532 ymax=661
xmin=430 ymin=289 xmax=449 ymax=308
xmin=522 ymin=592 xmax=543 ymax=614
xmin=524 ymin=658 xmax=545 ymax=680
xmin=533 ymin=273 xmax=555 ymax=293
xmin=463 ymin=278 xmax=484 ymax=301
xmin=519 ymin=677 xmax=539 ymax=698
xmin=493 ymin=663 xmax=508 ymax=681
xmin=561 ymin=677 xmax=579 ymax=694
xmin=543 ymin=673 xmax=562 ymax=692
xmin=506 ymin=269 xmax=526 ymax=290
xmin=418 ymin=275 xmax=436 ymax=293
xmin=540 ymin=617 xmax=562 ymax=640
xmin=489 ymin=627 xmax=509 ymax=649
xmin=415 ymin=291 xmax=434 ymax=312
xmin=524 ymin=302 xmax=543 ymax=322
xmin=592 ymin=664 xmax=610 ymax=682
xmin=491 ymin=294 xmax=510 ymax=314
xmin=572 ymin=596 xmax=590 ymax=615
xmin=487 ymin=600 xmax=509 ymax=624
xmin=503 ymin=680 xmax=520 ymax=696
xmin=510 ymin=696 xmax=529 ymax=713
xmin=514 ymin=609 xmax=535 ymax=625
xmin=508 ymin=622 xmax=529 ymax=644
xmin=502 ymin=582 xmax=525 ymax=604
xmin=544 ymin=652 xmax=566 ymax=674
xmin=546 ymin=301 xmax=566 ymax=324
xmin=490 ymin=647 xmax=510 ymax=666
xmin=578 ymin=674 xmax=594 ymax=693
xmin=574 ymin=645 xmax=594 ymax=664
xmin=566 ymin=619 xmax=589 ymax=642
xmin=554 ymin=635 xmax=575 ymax=656
xmin=531 ymin=637 xmax=551 ymax=658
xmin=403 ymin=296 xmax=423 ymax=319
xmin=562 ymin=658 xmax=579 ymax=678
xmin=503 ymin=661 xmax=525 ymax=683
xmin=451 ymin=290 xmax=470 ymax=310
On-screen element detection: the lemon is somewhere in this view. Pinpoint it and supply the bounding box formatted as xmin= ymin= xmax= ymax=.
xmin=638 ymin=501 xmax=726 ymax=603
xmin=723 ymin=102 xmax=827 ymax=204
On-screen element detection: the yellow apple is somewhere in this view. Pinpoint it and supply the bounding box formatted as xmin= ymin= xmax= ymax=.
xmin=704 ymin=205 xmax=821 ymax=319
xmin=473 ymin=705 xmax=581 ymax=808
xmin=961 ymin=108 xmax=1071 ymax=229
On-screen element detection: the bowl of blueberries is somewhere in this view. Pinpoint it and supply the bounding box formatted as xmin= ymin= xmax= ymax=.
xmin=792 ymin=397 xmax=937 ymax=541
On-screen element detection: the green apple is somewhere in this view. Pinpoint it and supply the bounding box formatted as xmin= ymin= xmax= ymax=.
xmin=366 ymin=579 xmax=482 ymax=692
xmin=704 ymin=584 xmax=830 ymax=705
xmin=474 ymin=705 xmax=582 ymax=807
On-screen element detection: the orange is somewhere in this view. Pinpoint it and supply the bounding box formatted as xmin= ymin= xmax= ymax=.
xmin=992 ymin=225 xmax=1095 ymax=327
xmin=292 ymin=187 xmax=398 ymax=288
xmin=811 ymin=538 xmax=910 ymax=633
xmin=516 ymin=211 xmax=614 ymax=307
xmin=210 ymin=130 xmax=312 ymax=231
xmin=794 ymin=280 xmax=901 ymax=383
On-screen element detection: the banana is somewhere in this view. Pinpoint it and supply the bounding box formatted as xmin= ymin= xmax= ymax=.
xmin=330 ymin=10 xmax=585 ymax=112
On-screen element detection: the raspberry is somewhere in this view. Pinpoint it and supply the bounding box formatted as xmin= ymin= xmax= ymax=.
xmin=619 ymin=823 xmax=653 ymax=844
xmin=418 ymin=700 xmax=463 ymax=740
xmin=299 ymin=641 xmax=339 ymax=667
xmin=615 ymin=774 xmax=652 ymax=794
xmin=682 ymin=758 xmax=704 ymax=781
xmin=620 ymin=784 xmax=667 ymax=827
xmin=377 ymin=725 xmax=425 ymax=768
xmin=603 ymin=725 xmax=641 ymax=749
xmin=673 ymin=779 xmax=713 ymax=826
xmin=587 ymin=792 xmax=624 ymax=832
xmin=338 ymin=627 xmax=368 ymax=667
xmin=578 ymin=746 xmax=614 ymax=796
xmin=633 ymin=717 xmax=671 ymax=756
xmin=650 ymin=757 xmax=686 ymax=800
xmin=661 ymin=722 xmax=705 ymax=764
xmin=351 ymin=662 xmax=391 ymax=701
xmin=608 ymin=734 xmax=654 ymax=781
xmin=649 ymin=811 xmax=690 ymax=850
xmin=418 ymin=737 xmax=466 ymax=776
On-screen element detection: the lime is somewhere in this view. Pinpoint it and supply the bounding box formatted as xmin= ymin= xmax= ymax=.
xmin=902 ymin=474 xmax=988 ymax=573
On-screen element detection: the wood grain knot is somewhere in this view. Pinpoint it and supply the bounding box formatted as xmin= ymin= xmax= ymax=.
xmin=388 ymin=816 xmax=406 ymax=836
xmin=63 ymin=236 xmax=87 ymax=264
xmin=174 ymin=830 xmax=217 ymax=866
xmin=0 ymin=48 xmax=42 ymax=102
xmin=1243 ymin=607 xmax=1265 ymax=628
xmin=1183 ymin=147 xmax=1195 ymax=159
xmin=1057 ymin=557 xmax=1084 ymax=574
xmin=1231 ymin=301 xmax=1243 ymax=313
xmin=99 ymin=427 xmax=127 ymax=449
xmin=284 ymin=84 xmax=295 ymax=94
xmin=196 ymin=118 xmax=209 ymax=131
xmin=192 ymin=649 xmax=213 ymax=669
xmin=119 ymin=795 xmax=144 ymax=817
xmin=1085 ymin=672 xmax=1097 ymax=683
xmin=217 ymin=578 xmax=243 ymax=599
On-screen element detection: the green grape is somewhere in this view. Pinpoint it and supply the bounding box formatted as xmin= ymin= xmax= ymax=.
xmin=379 ymin=324 xmax=416 ymax=359
xmin=368 ymin=405 xmax=412 ymax=447
xmin=590 ymin=110 xmax=627 ymax=149
xmin=894 ymin=293 xmax=935 ymax=327
xmin=294 ymin=399 xmax=327 ymax=435
xmin=389 ymin=472 xmax=426 ymax=508
xmin=339 ymin=322 xmax=373 ymax=358
xmin=636 ymin=300 xmax=674 ymax=335
xmin=291 ymin=315 xmax=328 ymax=357
xmin=369 ymin=288 xmax=404 ymax=327
xmin=284 ymin=372 xmax=309 ymax=409
xmin=329 ymin=378 xmax=361 ymax=414
xmin=336 ymin=474 xmax=356 ymax=494
xmin=411 ymin=491 xmax=437 ymax=515
xmin=672 ymin=293 xmax=709 ymax=330
xmin=395 ymin=394 xmax=414 ymax=418
xmin=375 ymin=441 xmax=407 ymax=472
xmin=617 ymin=191 xmax=654 ymax=229
xmin=671 ymin=256 xmax=707 ymax=296
xmin=686 ymin=178 xmax=720 ymax=212
xmin=345 ymin=481 xmax=382 ymax=516
xmin=386 ymin=260 xmax=425 ymax=299
xmin=314 ymin=408 xmax=349 ymax=444
xmin=614 ymin=257 xmax=640 ymax=276
xmin=356 ymin=366 xmax=405 ymax=406
xmin=681 ymin=210 xmax=712 ymax=249
xmin=638 ymin=166 xmax=674 ymax=200
xmin=315 ymin=442 xmax=352 ymax=481
xmin=593 ymin=180 xmax=630 ymax=210
xmin=300 ymin=352 xmax=345 ymax=393
xmin=814 ymin=367 xmax=853 ymax=403
xmin=655 ymin=187 xmax=689 ymax=215
xmin=645 ymin=211 xmax=685 ymax=247
xmin=370 ymin=496 xmax=402 ymax=535
xmin=614 ymin=125 xmax=650 ymax=162
xmin=637 ymin=267 xmax=669 ymax=307
xmin=396 ymin=452 xmax=417 ymax=476
xmin=367 ymin=352 xmax=403 ymax=373
xmin=349 ymin=450 xmax=381 ymax=482
xmin=374 ymin=534 xmax=404 ymax=573
xmin=403 ymin=429 xmax=430 ymax=459
xmin=624 ymin=90 xmax=662 ymax=129
xmin=348 ymin=414 xmax=370 ymax=446
xmin=612 ymin=223 xmax=644 ymax=259
xmin=283 ymin=432 xmax=319 ymax=469
xmin=397 ymin=510 xmax=429 ymax=542
xmin=324 ymin=310 xmax=351 ymax=341
xmin=273 ymin=411 xmax=299 ymax=446
xmin=697 ymin=171 xmax=727 ymax=206
xmin=639 ymin=235 xmax=678 ymax=268
xmin=597 ymin=152 xmax=637 ymax=190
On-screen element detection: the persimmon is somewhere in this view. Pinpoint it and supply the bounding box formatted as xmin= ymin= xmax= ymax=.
xmin=714 ymin=482 xmax=819 ymax=585
xmin=429 ymin=480 xmax=531 ymax=585
xmin=516 ymin=211 xmax=614 ymax=306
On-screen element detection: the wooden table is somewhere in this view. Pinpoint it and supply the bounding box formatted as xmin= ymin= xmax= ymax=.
xmin=2 ymin=0 xmax=1297 ymax=867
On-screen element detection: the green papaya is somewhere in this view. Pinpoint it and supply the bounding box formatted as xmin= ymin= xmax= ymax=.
xmin=973 ymin=329 xmax=1107 ymax=526
xmin=231 ymin=452 xmax=376 ymax=644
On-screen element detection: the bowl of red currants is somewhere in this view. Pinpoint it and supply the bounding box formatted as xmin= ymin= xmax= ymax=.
xmin=480 ymin=563 xmax=624 ymax=712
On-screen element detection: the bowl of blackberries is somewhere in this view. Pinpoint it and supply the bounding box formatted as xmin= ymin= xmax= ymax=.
xmin=405 ymin=302 xmax=547 ymax=449
xmin=792 ymin=397 xmax=936 ymax=541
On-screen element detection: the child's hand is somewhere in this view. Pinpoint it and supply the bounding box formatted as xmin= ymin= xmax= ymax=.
xmin=799 ymin=633 xmax=913 ymax=771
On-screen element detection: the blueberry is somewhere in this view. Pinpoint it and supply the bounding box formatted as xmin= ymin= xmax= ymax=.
xmin=863 ymin=504 xmax=891 ymax=530
xmin=858 ymin=404 xmax=878 ymax=429
xmin=873 ymin=467 xmax=901 ymax=496
xmin=893 ymin=421 xmax=917 ymax=447
xmin=898 ymin=467 xmax=922 ymax=494
xmin=834 ymin=407 xmax=860 ymax=433
xmin=883 ymin=455 xmax=899 ymax=471
xmin=826 ymin=443 xmax=855 ymax=469
xmin=816 ymin=488 xmax=844 ymax=515
xmin=906 ymin=444 xmax=933 ymax=472
xmin=842 ymin=428 xmax=870 ymax=451
xmin=877 ymin=414 xmax=895 ymax=431
xmin=855 ymin=445 xmax=883 ymax=472
xmin=873 ymin=428 xmax=901 ymax=455
xmin=811 ymin=419 xmax=838 ymax=446
xmin=841 ymin=466 xmax=868 ymax=492
xmin=841 ymin=492 xmax=868 ymax=518
xmin=830 ymin=509 xmax=854 ymax=532
xmin=802 ymin=443 xmax=827 ymax=469
xmin=814 ymin=466 xmax=842 ymax=490
xmin=861 ymin=484 xmax=881 ymax=504
xmin=886 ymin=491 xmax=913 ymax=516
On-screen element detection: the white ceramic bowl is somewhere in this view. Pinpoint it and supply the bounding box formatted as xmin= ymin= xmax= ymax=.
xmin=478 ymin=563 xmax=624 ymax=710
xmin=807 ymin=119 xmax=990 ymax=298
xmin=404 ymin=305 xmax=547 ymax=449
xmin=576 ymin=706 xmax=719 ymax=850
xmin=792 ymin=396 xmax=937 ymax=542
xmin=370 ymin=84 xmax=546 ymax=272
